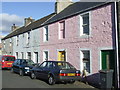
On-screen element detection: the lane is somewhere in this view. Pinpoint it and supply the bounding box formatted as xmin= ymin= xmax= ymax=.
xmin=2 ymin=70 xmax=94 ymax=88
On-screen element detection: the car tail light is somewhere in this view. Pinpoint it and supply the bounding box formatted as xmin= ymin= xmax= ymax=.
xmin=59 ymin=73 xmax=68 ymax=76
xmin=75 ymin=73 xmax=80 ymax=76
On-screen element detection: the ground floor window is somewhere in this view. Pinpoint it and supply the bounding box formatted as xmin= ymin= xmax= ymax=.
xmin=43 ymin=51 xmax=48 ymax=61
xmin=16 ymin=52 xmax=18 ymax=59
xmin=21 ymin=52 xmax=24 ymax=59
xmin=27 ymin=52 xmax=31 ymax=60
xmin=80 ymin=50 xmax=90 ymax=73
xmin=34 ymin=52 xmax=38 ymax=63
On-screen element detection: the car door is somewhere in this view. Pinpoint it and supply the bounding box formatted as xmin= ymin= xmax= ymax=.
xmin=41 ymin=62 xmax=52 ymax=80
xmin=15 ymin=60 xmax=21 ymax=73
xmin=12 ymin=60 xmax=18 ymax=71
xmin=35 ymin=62 xmax=48 ymax=79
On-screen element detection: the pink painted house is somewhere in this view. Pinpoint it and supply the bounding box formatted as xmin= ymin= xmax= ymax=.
xmin=39 ymin=1 xmax=119 ymax=87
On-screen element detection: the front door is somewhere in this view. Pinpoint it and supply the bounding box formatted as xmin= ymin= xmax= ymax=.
xmin=58 ymin=51 xmax=66 ymax=61
xmin=101 ymin=50 xmax=115 ymax=86
xmin=101 ymin=50 xmax=115 ymax=70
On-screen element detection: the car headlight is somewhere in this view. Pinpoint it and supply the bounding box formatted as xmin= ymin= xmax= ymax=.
xmin=25 ymin=67 xmax=29 ymax=69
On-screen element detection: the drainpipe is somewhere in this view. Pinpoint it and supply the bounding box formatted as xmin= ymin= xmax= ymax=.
xmin=114 ymin=1 xmax=119 ymax=89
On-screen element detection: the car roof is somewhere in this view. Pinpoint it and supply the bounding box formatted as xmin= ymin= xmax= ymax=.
xmin=44 ymin=61 xmax=68 ymax=63
xmin=2 ymin=55 xmax=15 ymax=57
xmin=16 ymin=59 xmax=32 ymax=61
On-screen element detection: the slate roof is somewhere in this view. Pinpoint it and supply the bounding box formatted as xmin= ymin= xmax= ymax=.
xmin=2 ymin=13 xmax=56 ymax=40
xmin=2 ymin=2 xmax=111 ymax=40
xmin=44 ymin=2 xmax=110 ymax=25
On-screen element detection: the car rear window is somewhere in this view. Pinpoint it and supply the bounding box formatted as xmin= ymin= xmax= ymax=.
xmin=4 ymin=57 xmax=15 ymax=61
xmin=22 ymin=60 xmax=34 ymax=65
xmin=57 ymin=62 xmax=76 ymax=69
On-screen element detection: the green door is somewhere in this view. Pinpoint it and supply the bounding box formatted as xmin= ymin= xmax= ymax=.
xmin=101 ymin=50 xmax=115 ymax=87
xmin=101 ymin=50 xmax=115 ymax=70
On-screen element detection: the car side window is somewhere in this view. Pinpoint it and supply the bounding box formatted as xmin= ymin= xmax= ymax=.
xmin=17 ymin=60 xmax=20 ymax=65
xmin=40 ymin=62 xmax=47 ymax=68
xmin=14 ymin=60 xmax=18 ymax=64
xmin=47 ymin=62 xmax=53 ymax=68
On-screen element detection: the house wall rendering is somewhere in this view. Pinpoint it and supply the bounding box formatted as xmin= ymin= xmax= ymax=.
xmin=39 ymin=3 xmax=115 ymax=74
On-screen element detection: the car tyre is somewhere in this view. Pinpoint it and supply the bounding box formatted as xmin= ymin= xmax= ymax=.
xmin=31 ymin=72 xmax=36 ymax=79
xmin=19 ymin=69 xmax=24 ymax=76
xmin=48 ymin=75 xmax=55 ymax=85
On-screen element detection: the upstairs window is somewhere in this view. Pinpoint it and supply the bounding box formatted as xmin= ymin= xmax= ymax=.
xmin=26 ymin=32 xmax=30 ymax=44
xmin=80 ymin=13 xmax=89 ymax=36
xmin=43 ymin=26 xmax=48 ymax=42
xmin=59 ymin=21 xmax=65 ymax=39
xmin=16 ymin=36 xmax=19 ymax=46
xmin=9 ymin=38 xmax=12 ymax=46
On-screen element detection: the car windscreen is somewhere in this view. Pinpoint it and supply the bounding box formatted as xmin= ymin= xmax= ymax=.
xmin=57 ymin=62 xmax=76 ymax=69
xmin=4 ymin=57 xmax=15 ymax=61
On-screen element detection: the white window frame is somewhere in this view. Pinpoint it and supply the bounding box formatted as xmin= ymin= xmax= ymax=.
xmin=26 ymin=32 xmax=30 ymax=45
xmin=59 ymin=21 xmax=65 ymax=39
xmin=79 ymin=12 xmax=91 ymax=37
xmin=80 ymin=49 xmax=92 ymax=74
xmin=16 ymin=36 xmax=19 ymax=46
xmin=43 ymin=50 xmax=49 ymax=61
xmin=27 ymin=52 xmax=31 ymax=60
xmin=9 ymin=38 xmax=12 ymax=46
xmin=43 ymin=26 xmax=48 ymax=42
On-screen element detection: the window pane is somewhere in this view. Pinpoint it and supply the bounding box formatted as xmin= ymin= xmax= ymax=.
xmin=59 ymin=21 xmax=65 ymax=39
xmin=82 ymin=13 xmax=89 ymax=35
xmin=83 ymin=25 xmax=89 ymax=35
xmin=82 ymin=50 xmax=90 ymax=73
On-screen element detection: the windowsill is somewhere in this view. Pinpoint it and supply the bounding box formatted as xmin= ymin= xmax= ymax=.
xmin=43 ymin=41 xmax=48 ymax=42
xmin=58 ymin=38 xmax=65 ymax=40
xmin=79 ymin=34 xmax=91 ymax=38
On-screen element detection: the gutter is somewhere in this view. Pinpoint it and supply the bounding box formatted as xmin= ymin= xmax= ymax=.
xmin=114 ymin=1 xmax=119 ymax=89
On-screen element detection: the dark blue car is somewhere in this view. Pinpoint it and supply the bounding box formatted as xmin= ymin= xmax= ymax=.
xmin=30 ymin=61 xmax=81 ymax=85
xmin=11 ymin=59 xmax=37 ymax=76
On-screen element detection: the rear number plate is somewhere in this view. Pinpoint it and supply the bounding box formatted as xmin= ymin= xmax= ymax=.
xmin=7 ymin=63 xmax=12 ymax=64
xmin=68 ymin=73 xmax=75 ymax=76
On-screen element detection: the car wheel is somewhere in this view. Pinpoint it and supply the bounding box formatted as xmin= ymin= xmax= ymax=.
xmin=11 ymin=68 xmax=14 ymax=73
xmin=31 ymin=72 xmax=36 ymax=79
xmin=69 ymin=80 xmax=75 ymax=84
xmin=48 ymin=75 xmax=55 ymax=85
xmin=19 ymin=69 xmax=24 ymax=76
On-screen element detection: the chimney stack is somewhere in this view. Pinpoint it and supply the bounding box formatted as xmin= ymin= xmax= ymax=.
xmin=24 ymin=17 xmax=35 ymax=26
xmin=11 ymin=24 xmax=19 ymax=31
xmin=55 ymin=0 xmax=73 ymax=14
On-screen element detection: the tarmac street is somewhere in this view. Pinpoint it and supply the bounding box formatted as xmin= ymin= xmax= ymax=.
xmin=1 ymin=69 xmax=96 ymax=89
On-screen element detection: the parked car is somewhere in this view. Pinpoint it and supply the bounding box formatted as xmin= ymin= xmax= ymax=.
xmin=30 ymin=61 xmax=81 ymax=85
xmin=11 ymin=59 xmax=37 ymax=76
xmin=0 ymin=55 xmax=16 ymax=69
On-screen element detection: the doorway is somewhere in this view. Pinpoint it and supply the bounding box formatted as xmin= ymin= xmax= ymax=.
xmin=101 ymin=50 xmax=115 ymax=70
xmin=101 ymin=50 xmax=115 ymax=86
xmin=58 ymin=51 xmax=66 ymax=61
